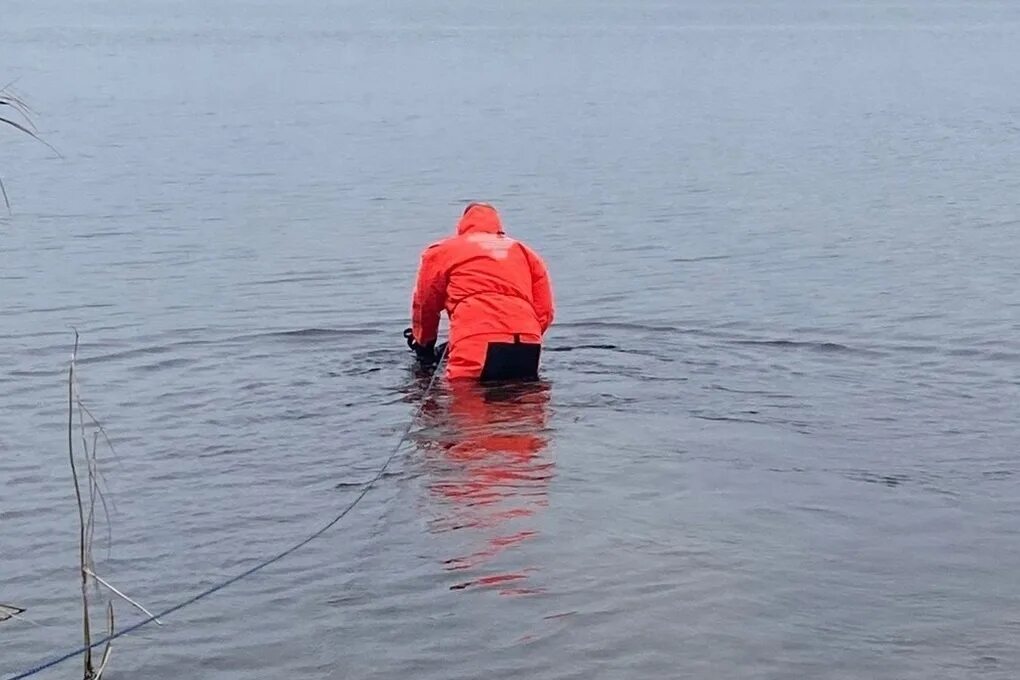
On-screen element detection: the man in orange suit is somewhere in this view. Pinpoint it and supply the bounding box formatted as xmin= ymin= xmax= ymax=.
xmin=404 ymin=202 xmax=554 ymax=381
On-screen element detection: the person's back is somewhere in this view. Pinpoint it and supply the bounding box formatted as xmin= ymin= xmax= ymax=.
xmin=406 ymin=203 xmax=554 ymax=381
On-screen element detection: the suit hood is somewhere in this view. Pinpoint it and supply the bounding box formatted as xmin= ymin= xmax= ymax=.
xmin=456 ymin=203 xmax=504 ymax=236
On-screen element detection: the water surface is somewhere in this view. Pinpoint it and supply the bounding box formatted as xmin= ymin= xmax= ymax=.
xmin=2 ymin=1 xmax=1020 ymax=678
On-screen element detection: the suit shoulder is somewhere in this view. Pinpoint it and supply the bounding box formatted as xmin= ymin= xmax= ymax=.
xmin=418 ymin=239 xmax=453 ymax=270
xmin=517 ymin=240 xmax=546 ymax=261
xmin=420 ymin=239 xmax=447 ymax=257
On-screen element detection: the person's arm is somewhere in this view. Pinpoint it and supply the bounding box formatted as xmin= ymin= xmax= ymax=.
xmin=525 ymin=245 xmax=554 ymax=334
xmin=411 ymin=245 xmax=447 ymax=346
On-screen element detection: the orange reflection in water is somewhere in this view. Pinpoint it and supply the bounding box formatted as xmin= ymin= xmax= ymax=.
xmin=415 ymin=379 xmax=554 ymax=596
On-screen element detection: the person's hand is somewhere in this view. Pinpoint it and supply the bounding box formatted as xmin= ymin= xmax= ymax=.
xmin=403 ymin=328 xmax=439 ymax=365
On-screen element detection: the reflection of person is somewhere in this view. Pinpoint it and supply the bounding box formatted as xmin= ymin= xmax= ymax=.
xmin=403 ymin=202 xmax=555 ymax=381
xmin=417 ymin=380 xmax=554 ymax=595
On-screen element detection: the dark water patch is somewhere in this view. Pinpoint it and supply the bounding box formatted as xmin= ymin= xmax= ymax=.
xmin=325 ymin=591 xmax=372 ymax=608
xmin=243 ymin=273 xmax=335 ymax=286
xmin=7 ymin=367 xmax=66 ymax=378
xmin=670 ymin=254 xmax=738 ymax=263
xmin=894 ymin=312 xmax=947 ymax=322
xmin=708 ymin=384 xmax=797 ymax=399
xmin=789 ymin=504 xmax=855 ymax=521
xmin=333 ymin=468 xmax=404 ymax=490
xmin=554 ymin=320 xmax=682 ymax=334
xmin=843 ymin=470 xmax=911 ymax=488
xmin=328 ymin=366 xmax=383 ymax=377
xmin=14 ymin=302 xmax=117 ymax=315
xmin=103 ymin=258 xmax=178 ymax=268
xmin=270 ymin=408 xmax=331 ymax=423
xmin=132 ymin=356 xmax=199 ymax=373
xmin=333 ymin=480 xmax=369 ymax=490
xmin=79 ymin=343 xmax=177 ymax=365
xmin=974 ymin=218 xmax=1020 ymax=229
xmin=196 ymin=444 xmax=258 ymax=460
xmin=950 ymin=348 xmax=1020 ymax=362
xmin=70 ymin=230 xmax=130 ymax=239
xmin=544 ymin=343 xmax=620 ymax=352
xmin=266 ymin=327 xmax=382 ymax=341
xmin=727 ymin=337 xmax=884 ymax=357
xmin=689 ymin=411 xmax=779 ymax=428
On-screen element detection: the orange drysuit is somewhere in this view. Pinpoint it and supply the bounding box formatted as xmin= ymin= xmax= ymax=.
xmin=411 ymin=204 xmax=554 ymax=380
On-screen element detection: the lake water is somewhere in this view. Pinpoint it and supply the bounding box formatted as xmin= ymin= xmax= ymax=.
xmin=2 ymin=1 xmax=1020 ymax=678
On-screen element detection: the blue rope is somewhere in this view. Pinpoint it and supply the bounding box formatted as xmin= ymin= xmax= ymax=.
xmin=5 ymin=358 xmax=445 ymax=680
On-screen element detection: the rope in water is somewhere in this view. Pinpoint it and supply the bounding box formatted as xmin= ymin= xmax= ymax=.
xmin=5 ymin=355 xmax=446 ymax=680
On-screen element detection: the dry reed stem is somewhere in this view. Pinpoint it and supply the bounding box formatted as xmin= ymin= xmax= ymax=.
xmin=0 ymin=84 xmax=61 ymax=213
xmin=68 ymin=332 xmax=95 ymax=678
xmin=94 ymin=603 xmax=115 ymax=680
xmin=68 ymin=331 xmax=121 ymax=679
xmin=83 ymin=568 xmax=163 ymax=625
xmin=3 ymin=608 xmax=48 ymax=629
xmin=0 ymin=603 xmax=27 ymax=623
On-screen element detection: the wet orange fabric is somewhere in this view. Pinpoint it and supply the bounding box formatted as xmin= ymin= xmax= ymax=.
xmin=411 ymin=204 xmax=554 ymax=380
